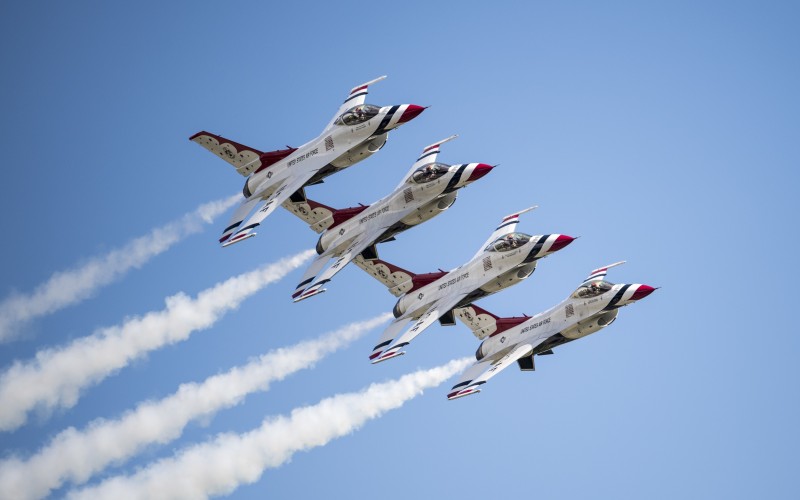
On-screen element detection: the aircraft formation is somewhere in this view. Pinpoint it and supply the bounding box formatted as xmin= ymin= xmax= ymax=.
xmin=191 ymin=76 xmax=655 ymax=399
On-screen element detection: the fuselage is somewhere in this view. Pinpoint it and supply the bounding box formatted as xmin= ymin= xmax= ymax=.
xmin=475 ymin=282 xmax=653 ymax=363
xmin=242 ymin=104 xmax=421 ymax=201
xmin=393 ymin=233 xmax=574 ymax=320
xmin=317 ymin=162 xmax=491 ymax=257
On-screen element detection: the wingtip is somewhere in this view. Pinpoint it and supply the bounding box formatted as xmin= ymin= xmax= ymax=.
xmin=447 ymin=388 xmax=481 ymax=400
xmin=221 ymin=232 xmax=256 ymax=248
xmin=293 ymin=288 xmax=327 ymax=303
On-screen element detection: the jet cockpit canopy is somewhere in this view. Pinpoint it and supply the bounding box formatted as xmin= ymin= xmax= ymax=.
xmin=572 ymin=280 xmax=614 ymax=299
xmin=335 ymin=104 xmax=381 ymax=126
xmin=486 ymin=232 xmax=531 ymax=252
xmin=411 ymin=163 xmax=450 ymax=184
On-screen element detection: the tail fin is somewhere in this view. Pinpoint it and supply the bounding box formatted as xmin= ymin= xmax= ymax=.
xmin=190 ymin=131 xmax=296 ymax=177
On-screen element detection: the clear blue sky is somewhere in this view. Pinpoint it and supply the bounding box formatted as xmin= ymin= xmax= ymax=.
xmin=1 ymin=1 xmax=798 ymax=498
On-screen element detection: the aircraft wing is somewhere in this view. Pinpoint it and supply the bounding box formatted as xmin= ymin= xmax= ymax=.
xmin=447 ymin=343 xmax=535 ymax=400
xmin=281 ymin=189 xmax=336 ymax=234
xmin=471 ymin=206 xmax=538 ymax=259
xmin=189 ymin=131 xmax=296 ymax=177
xmin=218 ymin=197 xmax=262 ymax=244
xmin=293 ymin=223 xmax=393 ymax=301
xmin=325 ymin=76 xmax=387 ymax=129
xmin=371 ymin=291 xmax=471 ymax=363
xmin=352 ymin=255 xmax=416 ymax=297
xmin=223 ymin=173 xmax=316 ymax=247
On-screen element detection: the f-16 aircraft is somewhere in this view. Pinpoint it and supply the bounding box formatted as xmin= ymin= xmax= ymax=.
xmin=284 ymin=135 xmax=494 ymax=302
xmin=353 ymin=207 xmax=575 ymax=363
xmin=189 ymin=76 xmax=424 ymax=246
xmin=447 ymin=261 xmax=656 ymax=400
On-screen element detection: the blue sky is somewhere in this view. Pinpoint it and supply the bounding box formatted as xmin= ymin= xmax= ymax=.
xmin=1 ymin=1 xmax=798 ymax=498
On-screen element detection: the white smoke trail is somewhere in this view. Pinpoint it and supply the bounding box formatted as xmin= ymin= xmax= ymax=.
xmin=0 ymin=249 xmax=314 ymax=433
xmin=0 ymin=194 xmax=240 ymax=342
xmin=0 ymin=314 xmax=391 ymax=500
xmin=67 ymin=358 xmax=471 ymax=500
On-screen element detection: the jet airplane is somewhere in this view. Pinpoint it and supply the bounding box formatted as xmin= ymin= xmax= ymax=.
xmin=353 ymin=207 xmax=575 ymax=363
xmin=447 ymin=261 xmax=656 ymax=400
xmin=285 ymin=135 xmax=494 ymax=302
xmin=189 ymin=76 xmax=424 ymax=246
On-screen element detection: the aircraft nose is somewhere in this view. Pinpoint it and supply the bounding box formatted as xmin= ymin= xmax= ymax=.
xmin=467 ymin=163 xmax=494 ymax=182
xmin=548 ymin=234 xmax=575 ymax=253
xmin=629 ymin=284 xmax=656 ymax=301
xmin=397 ymin=104 xmax=426 ymax=124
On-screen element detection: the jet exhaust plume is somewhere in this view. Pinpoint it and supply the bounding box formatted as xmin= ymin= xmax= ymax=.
xmin=0 ymin=314 xmax=390 ymax=500
xmin=0 ymin=249 xmax=314 ymax=433
xmin=0 ymin=195 xmax=240 ymax=342
xmin=67 ymin=358 xmax=471 ymax=500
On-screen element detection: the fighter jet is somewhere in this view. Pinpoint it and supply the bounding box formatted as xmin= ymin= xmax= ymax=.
xmin=189 ymin=76 xmax=424 ymax=246
xmin=354 ymin=207 xmax=575 ymax=363
xmin=447 ymin=261 xmax=656 ymax=400
xmin=284 ymin=135 xmax=494 ymax=302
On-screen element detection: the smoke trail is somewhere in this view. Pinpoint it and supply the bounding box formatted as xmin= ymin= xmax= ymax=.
xmin=0 ymin=314 xmax=391 ymax=500
xmin=67 ymin=358 xmax=471 ymax=500
xmin=0 ymin=249 xmax=314 ymax=432
xmin=0 ymin=194 xmax=240 ymax=342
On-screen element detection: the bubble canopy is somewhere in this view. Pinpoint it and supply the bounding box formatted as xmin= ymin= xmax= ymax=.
xmin=410 ymin=163 xmax=450 ymax=183
xmin=486 ymin=232 xmax=531 ymax=252
xmin=572 ymin=280 xmax=614 ymax=299
xmin=334 ymin=104 xmax=381 ymax=126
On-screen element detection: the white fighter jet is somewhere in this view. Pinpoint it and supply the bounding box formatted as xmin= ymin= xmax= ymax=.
xmin=447 ymin=261 xmax=656 ymax=400
xmin=353 ymin=207 xmax=575 ymax=363
xmin=189 ymin=76 xmax=424 ymax=246
xmin=284 ymin=135 xmax=494 ymax=302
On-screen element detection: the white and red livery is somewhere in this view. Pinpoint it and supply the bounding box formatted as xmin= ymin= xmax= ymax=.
xmin=285 ymin=135 xmax=493 ymax=302
xmin=189 ymin=76 xmax=424 ymax=246
xmin=354 ymin=207 xmax=575 ymax=364
xmin=447 ymin=261 xmax=656 ymax=400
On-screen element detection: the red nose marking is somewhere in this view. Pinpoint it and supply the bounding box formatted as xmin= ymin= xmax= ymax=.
xmin=369 ymin=351 xmax=382 ymax=360
xmin=397 ymin=104 xmax=425 ymax=123
xmin=630 ymin=285 xmax=656 ymax=301
xmin=467 ymin=163 xmax=494 ymax=182
xmin=548 ymin=235 xmax=575 ymax=252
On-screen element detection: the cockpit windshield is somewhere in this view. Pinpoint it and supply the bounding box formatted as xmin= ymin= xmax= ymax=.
xmin=572 ymin=280 xmax=614 ymax=299
xmin=411 ymin=163 xmax=450 ymax=184
xmin=334 ymin=104 xmax=381 ymax=126
xmin=486 ymin=232 xmax=531 ymax=252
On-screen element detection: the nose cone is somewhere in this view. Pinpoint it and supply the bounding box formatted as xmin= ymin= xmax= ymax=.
xmin=548 ymin=234 xmax=575 ymax=253
xmin=629 ymin=284 xmax=656 ymax=301
xmin=467 ymin=163 xmax=494 ymax=182
xmin=397 ymin=104 xmax=425 ymax=124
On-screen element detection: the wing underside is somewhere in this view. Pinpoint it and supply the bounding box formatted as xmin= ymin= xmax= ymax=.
xmin=352 ymin=255 xmax=416 ymax=297
xmin=223 ymin=174 xmax=314 ymax=246
xmin=447 ymin=343 xmax=535 ymax=400
xmin=371 ymin=291 xmax=470 ymax=363
xmin=190 ymin=131 xmax=295 ymax=177
xmin=281 ymin=190 xmax=336 ymax=234
xmin=294 ymin=224 xmax=392 ymax=301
